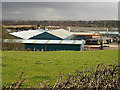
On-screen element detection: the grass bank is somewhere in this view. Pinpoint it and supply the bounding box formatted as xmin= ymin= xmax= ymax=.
xmin=2 ymin=50 xmax=118 ymax=87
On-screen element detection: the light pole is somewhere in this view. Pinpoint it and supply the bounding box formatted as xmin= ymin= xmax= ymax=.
xmin=100 ymin=35 xmax=103 ymax=50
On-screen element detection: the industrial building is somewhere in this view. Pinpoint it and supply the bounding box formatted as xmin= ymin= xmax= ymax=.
xmin=98 ymin=31 xmax=119 ymax=37
xmin=4 ymin=39 xmax=84 ymax=51
xmin=73 ymin=32 xmax=102 ymax=40
xmin=9 ymin=29 xmax=74 ymax=40
xmin=7 ymin=29 xmax=84 ymax=51
xmin=9 ymin=29 xmax=45 ymax=39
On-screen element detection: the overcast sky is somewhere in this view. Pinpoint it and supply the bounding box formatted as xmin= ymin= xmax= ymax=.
xmin=2 ymin=2 xmax=118 ymax=21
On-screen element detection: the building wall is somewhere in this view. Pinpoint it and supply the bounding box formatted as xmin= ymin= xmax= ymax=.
xmin=29 ymin=32 xmax=62 ymax=40
xmin=25 ymin=44 xmax=81 ymax=51
xmin=103 ymin=34 xmax=118 ymax=37
xmin=64 ymin=34 xmax=74 ymax=40
xmin=92 ymin=36 xmax=100 ymax=39
xmin=72 ymin=36 xmax=92 ymax=40
xmin=85 ymin=39 xmax=101 ymax=45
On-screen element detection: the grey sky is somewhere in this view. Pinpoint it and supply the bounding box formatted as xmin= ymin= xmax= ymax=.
xmin=2 ymin=0 xmax=120 ymax=2
xmin=2 ymin=2 xmax=118 ymax=21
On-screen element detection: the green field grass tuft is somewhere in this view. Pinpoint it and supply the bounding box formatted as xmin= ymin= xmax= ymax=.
xmin=2 ymin=50 xmax=118 ymax=87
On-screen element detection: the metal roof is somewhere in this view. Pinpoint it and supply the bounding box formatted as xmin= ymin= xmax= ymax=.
xmin=94 ymin=37 xmax=113 ymax=40
xmin=9 ymin=29 xmax=45 ymax=39
xmin=98 ymin=31 xmax=119 ymax=34
xmin=4 ymin=39 xmax=84 ymax=45
xmin=74 ymin=32 xmax=101 ymax=36
xmin=47 ymin=29 xmax=74 ymax=39
xmin=9 ymin=29 xmax=74 ymax=40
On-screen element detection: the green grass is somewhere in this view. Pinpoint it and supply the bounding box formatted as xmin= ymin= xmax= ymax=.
xmin=2 ymin=50 xmax=118 ymax=87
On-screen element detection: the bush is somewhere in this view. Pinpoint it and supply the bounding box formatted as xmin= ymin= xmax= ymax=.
xmin=2 ymin=42 xmax=25 ymax=51
xmin=2 ymin=26 xmax=25 ymax=51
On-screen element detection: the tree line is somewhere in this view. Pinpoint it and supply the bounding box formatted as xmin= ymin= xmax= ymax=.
xmin=2 ymin=26 xmax=25 ymax=51
xmin=2 ymin=20 xmax=118 ymax=28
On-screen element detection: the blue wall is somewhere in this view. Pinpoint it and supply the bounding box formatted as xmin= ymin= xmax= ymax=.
xmin=64 ymin=35 xmax=74 ymax=40
xmin=29 ymin=32 xmax=62 ymax=40
xmin=25 ymin=44 xmax=81 ymax=51
xmin=72 ymin=36 xmax=92 ymax=40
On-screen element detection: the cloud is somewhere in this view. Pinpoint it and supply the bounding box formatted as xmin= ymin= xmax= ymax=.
xmin=2 ymin=0 xmax=120 ymax=2
xmin=2 ymin=2 xmax=118 ymax=20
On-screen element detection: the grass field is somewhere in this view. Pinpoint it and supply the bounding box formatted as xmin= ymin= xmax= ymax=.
xmin=2 ymin=50 xmax=118 ymax=87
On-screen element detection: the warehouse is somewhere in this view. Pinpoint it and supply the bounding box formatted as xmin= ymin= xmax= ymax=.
xmin=9 ymin=29 xmax=74 ymax=40
xmin=98 ymin=31 xmax=119 ymax=37
xmin=4 ymin=39 xmax=84 ymax=51
xmin=9 ymin=29 xmax=45 ymax=39
xmin=72 ymin=32 xmax=102 ymax=40
xmin=30 ymin=29 xmax=74 ymax=40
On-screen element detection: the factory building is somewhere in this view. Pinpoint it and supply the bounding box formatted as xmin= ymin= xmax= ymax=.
xmin=4 ymin=39 xmax=84 ymax=51
xmin=98 ymin=31 xmax=119 ymax=37
xmin=9 ymin=29 xmax=74 ymax=40
xmin=73 ymin=32 xmax=102 ymax=40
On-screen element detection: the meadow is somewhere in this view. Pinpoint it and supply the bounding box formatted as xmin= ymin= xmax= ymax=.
xmin=2 ymin=50 xmax=118 ymax=87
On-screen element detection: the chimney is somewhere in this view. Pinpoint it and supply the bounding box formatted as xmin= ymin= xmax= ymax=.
xmin=45 ymin=26 xmax=48 ymax=31
xmin=68 ymin=26 xmax=70 ymax=32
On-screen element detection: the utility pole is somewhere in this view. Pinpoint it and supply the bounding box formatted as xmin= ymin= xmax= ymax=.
xmin=100 ymin=35 xmax=103 ymax=50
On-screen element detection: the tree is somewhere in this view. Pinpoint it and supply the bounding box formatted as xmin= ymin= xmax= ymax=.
xmin=2 ymin=26 xmax=25 ymax=51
